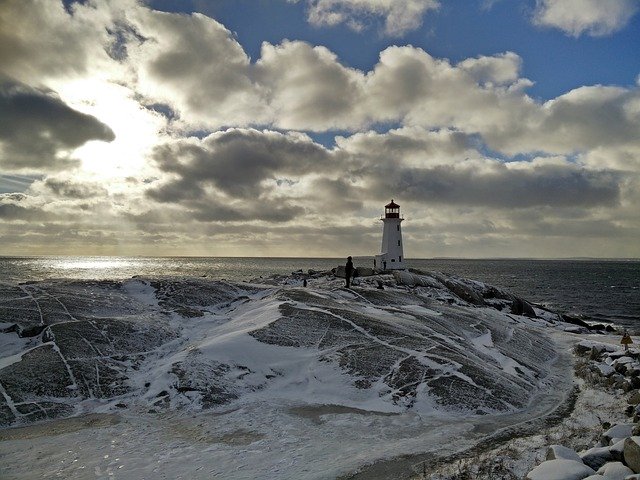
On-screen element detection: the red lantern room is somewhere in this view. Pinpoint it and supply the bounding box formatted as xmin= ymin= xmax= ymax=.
xmin=384 ymin=200 xmax=400 ymax=218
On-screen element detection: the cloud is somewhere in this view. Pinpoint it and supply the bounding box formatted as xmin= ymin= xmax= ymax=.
xmin=255 ymin=41 xmax=365 ymax=130
xmin=533 ymin=0 xmax=639 ymax=37
xmin=0 ymin=1 xmax=638 ymax=258
xmin=361 ymin=158 xmax=621 ymax=208
xmin=127 ymin=8 xmax=263 ymax=128
xmin=300 ymin=0 xmax=440 ymax=36
xmin=147 ymin=129 xmax=334 ymax=222
xmin=103 ymin=5 xmax=640 ymax=161
xmin=40 ymin=177 xmax=109 ymax=200
xmin=0 ymin=193 xmax=50 ymax=221
xmin=150 ymin=128 xmax=333 ymax=198
xmin=487 ymin=85 xmax=640 ymax=156
xmin=147 ymin=125 xmax=623 ymax=224
xmin=0 ymin=0 xmax=115 ymax=84
xmin=335 ymin=126 xmax=476 ymax=167
xmin=0 ymin=77 xmax=115 ymax=172
xmin=457 ymin=52 xmax=522 ymax=86
xmin=334 ymin=127 xmax=624 ymax=209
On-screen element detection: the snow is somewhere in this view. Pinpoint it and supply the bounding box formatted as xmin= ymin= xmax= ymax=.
xmin=469 ymin=331 xmax=531 ymax=377
xmin=526 ymin=459 xmax=595 ymax=480
xmin=0 ymin=271 xmax=622 ymax=479
xmin=122 ymin=278 xmax=159 ymax=307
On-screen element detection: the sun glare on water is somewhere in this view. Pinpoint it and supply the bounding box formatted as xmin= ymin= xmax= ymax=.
xmin=55 ymin=258 xmax=135 ymax=271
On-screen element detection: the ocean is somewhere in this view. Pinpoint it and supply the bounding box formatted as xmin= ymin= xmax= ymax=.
xmin=1 ymin=256 xmax=638 ymax=329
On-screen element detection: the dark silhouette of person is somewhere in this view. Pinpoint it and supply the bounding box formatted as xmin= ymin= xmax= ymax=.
xmin=345 ymin=256 xmax=354 ymax=288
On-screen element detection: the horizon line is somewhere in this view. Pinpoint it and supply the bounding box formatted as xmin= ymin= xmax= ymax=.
xmin=1 ymin=254 xmax=639 ymax=261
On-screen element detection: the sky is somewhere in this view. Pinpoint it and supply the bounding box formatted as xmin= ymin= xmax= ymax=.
xmin=1 ymin=0 xmax=639 ymax=259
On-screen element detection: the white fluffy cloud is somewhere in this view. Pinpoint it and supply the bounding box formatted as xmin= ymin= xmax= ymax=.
xmin=533 ymin=0 xmax=639 ymax=37
xmin=298 ymin=0 xmax=440 ymax=36
xmin=127 ymin=8 xmax=264 ymax=128
xmin=0 ymin=0 xmax=113 ymax=84
xmin=255 ymin=41 xmax=365 ymax=130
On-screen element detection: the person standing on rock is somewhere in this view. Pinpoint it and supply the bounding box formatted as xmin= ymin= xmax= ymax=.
xmin=621 ymin=330 xmax=633 ymax=351
xmin=345 ymin=256 xmax=354 ymax=288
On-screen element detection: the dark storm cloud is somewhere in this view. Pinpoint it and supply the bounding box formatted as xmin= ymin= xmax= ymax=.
xmin=365 ymin=161 xmax=621 ymax=208
xmin=150 ymin=128 xmax=333 ymax=200
xmin=0 ymin=77 xmax=115 ymax=171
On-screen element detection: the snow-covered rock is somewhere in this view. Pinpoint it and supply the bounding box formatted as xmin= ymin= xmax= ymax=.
xmin=0 ymin=274 xmax=559 ymax=429
xmin=596 ymin=461 xmax=634 ymax=478
xmin=575 ymin=341 xmax=617 ymax=356
xmin=547 ymin=445 xmax=584 ymax=462
xmin=526 ymin=459 xmax=596 ymax=480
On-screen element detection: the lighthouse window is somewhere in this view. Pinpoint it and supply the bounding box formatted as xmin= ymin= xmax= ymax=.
xmin=397 ymin=225 xmax=399 ymax=231
xmin=391 ymin=259 xmax=395 ymax=262
xmin=399 ymin=256 xmax=402 ymax=262
xmin=397 ymin=240 xmax=401 ymax=246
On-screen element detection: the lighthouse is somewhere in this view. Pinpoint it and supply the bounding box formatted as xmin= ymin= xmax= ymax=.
xmin=374 ymin=200 xmax=405 ymax=271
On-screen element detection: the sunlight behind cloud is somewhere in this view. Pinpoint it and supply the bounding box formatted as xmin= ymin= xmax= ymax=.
xmin=55 ymin=79 xmax=165 ymax=180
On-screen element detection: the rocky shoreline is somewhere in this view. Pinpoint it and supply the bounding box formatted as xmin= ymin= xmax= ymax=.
xmin=524 ymin=340 xmax=640 ymax=479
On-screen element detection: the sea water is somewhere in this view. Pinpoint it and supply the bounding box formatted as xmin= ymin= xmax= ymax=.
xmin=1 ymin=256 xmax=638 ymax=328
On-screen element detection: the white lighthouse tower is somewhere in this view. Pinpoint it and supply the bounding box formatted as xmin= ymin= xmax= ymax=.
xmin=374 ymin=200 xmax=405 ymax=271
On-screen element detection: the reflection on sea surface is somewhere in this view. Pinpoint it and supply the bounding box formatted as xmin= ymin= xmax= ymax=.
xmin=55 ymin=258 xmax=137 ymax=271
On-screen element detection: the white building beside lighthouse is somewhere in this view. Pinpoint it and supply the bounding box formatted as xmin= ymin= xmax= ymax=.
xmin=374 ymin=200 xmax=405 ymax=270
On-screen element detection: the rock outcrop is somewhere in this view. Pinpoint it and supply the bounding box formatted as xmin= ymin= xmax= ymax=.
xmin=525 ymin=343 xmax=640 ymax=479
xmin=1 ymin=273 xmax=559 ymax=428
